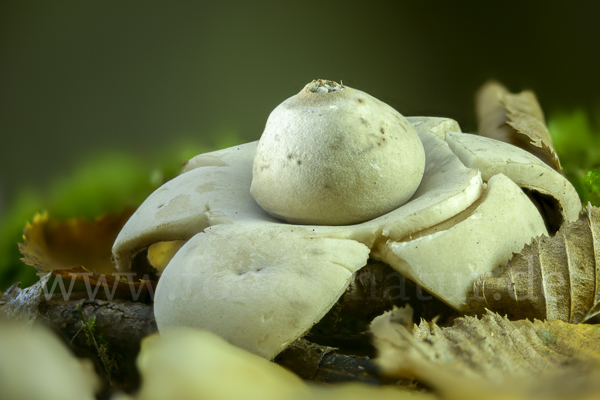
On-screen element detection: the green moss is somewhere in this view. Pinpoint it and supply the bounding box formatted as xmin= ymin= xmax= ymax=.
xmin=0 ymin=134 xmax=240 ymax=291
xmin=0 ymin=189 xmax=44 ymax=289
xmin=548 ymin=110 xmax=600 ymax=206
xmin=585 ymin=168 xmax=600 ymax=202
xmin=76 ymin=303 xmax=118 ymax=381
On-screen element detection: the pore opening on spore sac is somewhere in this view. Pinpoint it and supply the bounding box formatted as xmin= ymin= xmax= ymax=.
xmin=307 ymin=79 xmax=344 ymax=94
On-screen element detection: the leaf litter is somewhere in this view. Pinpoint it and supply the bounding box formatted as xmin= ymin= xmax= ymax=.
xmin=372 ymin=308 xmax=600 ymax=400
xmin=17 ymin=209 xmax=155 ymax=302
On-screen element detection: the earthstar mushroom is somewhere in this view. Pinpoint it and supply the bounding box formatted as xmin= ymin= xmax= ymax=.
xmin=112 ymin=79 xmax=571 ymax=359
xmin=154 ymin=224 xmax=370 ymax=359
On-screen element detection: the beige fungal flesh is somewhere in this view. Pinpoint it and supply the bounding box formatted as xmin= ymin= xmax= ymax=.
xmin=153 ymin=224 xmax=370 ymax=360
xmin=111 ymin=82 xmax=560 ymax=359
xmin=250 ymin=80 xmax=426 ymax=225
xmin=112 ymin=120 xmax=483 ymax=271
xmin=445 ymin=132 xmax=581 ymax=225
xmin=378 ymin=173 xmax=548 ymax=311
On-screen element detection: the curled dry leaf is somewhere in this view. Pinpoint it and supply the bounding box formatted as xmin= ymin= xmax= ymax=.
xmin=18 ymin=210 xmax=155 ymax=301
xmin=465 ymin=204 xmax=600 ymax=324
xmin=476 ymin=80 xmax=562 ymax=173
xmin=372 ymin=309 xmax=600 ymax=400
xmin=19 ymin=210 xmax=134 ymax=275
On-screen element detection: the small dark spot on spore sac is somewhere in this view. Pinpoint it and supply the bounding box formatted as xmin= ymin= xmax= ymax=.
xmin=297 ymin=160 xmax=302 ymax=165
xmin=360 ymin=117 xmax=368 ymax=125
xmin=357 ymin=98 xmax=364 ymax=103
xmin=380 ymin=127 xmax=385 ymax=134
xmin=287 ymin=154 xmax=293 ymax=160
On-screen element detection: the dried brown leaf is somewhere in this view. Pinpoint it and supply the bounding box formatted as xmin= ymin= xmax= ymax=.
xmin=19 ymin=209 xmax=134 ymax=275
xmin=18 ymin=209 xmax=156 ymax=302
xmin=372 ymin=309 xmax=600 ymax=400
xmin=465 ymin=204 xmax=600 ymax=323
xmin=476 ymin=80 xmax=562 ymax=172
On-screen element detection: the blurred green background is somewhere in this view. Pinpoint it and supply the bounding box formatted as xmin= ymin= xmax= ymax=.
xmin=1 ymin=1 xmax=600 ymax=289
